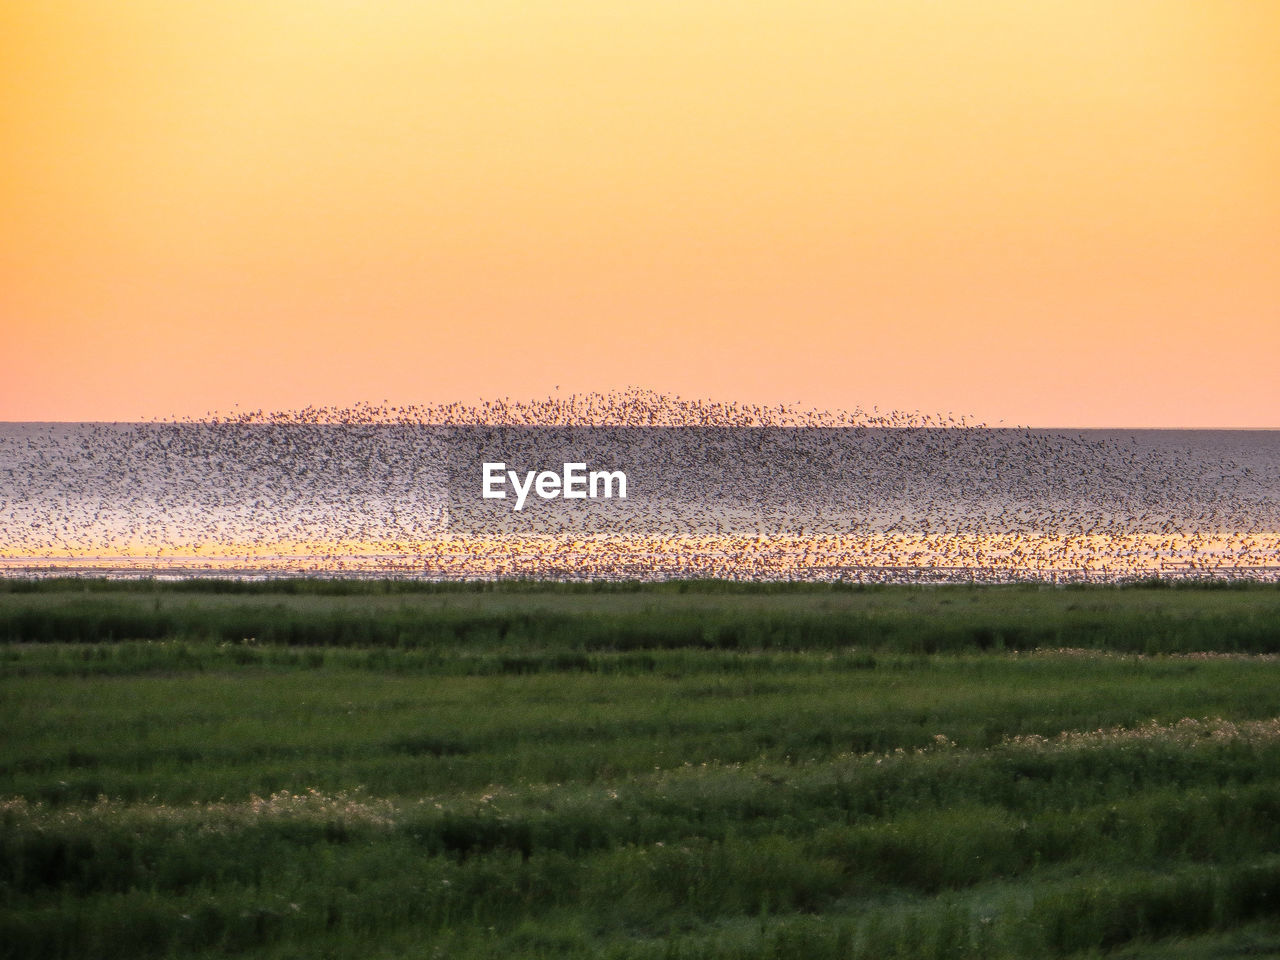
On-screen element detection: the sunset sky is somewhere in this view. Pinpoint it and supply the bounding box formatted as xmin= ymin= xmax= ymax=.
xmin=2 ymin=1 xmax=1277 ymax=426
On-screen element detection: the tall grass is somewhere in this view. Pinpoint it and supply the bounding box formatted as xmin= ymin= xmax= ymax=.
xmin=3 ymin=583 xmax=1280 ymax=958
xmin=2 ymin=582 xmax=1279 ymax=653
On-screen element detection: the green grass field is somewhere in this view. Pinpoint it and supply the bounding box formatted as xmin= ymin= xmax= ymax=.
xmin=4 ymin=581 xmax=1280 ymax=959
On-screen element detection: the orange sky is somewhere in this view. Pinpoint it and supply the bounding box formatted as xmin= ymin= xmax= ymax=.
xmin=2 ymin=1 xmax=1277 ymax=426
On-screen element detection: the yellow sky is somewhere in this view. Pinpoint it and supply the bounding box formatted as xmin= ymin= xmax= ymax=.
xmin=2 ymin=1 xmax=1277 ymax=425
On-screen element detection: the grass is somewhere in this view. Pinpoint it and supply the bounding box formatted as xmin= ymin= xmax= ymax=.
xmin=2 ymin=579 xmax=1279 ymax=654
xmin=3 ymin=581 xmax=1280 ymax=958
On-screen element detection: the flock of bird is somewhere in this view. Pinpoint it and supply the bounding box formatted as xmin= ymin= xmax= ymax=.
xmin=1 ymin=389 xmax=1277 ymax=582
